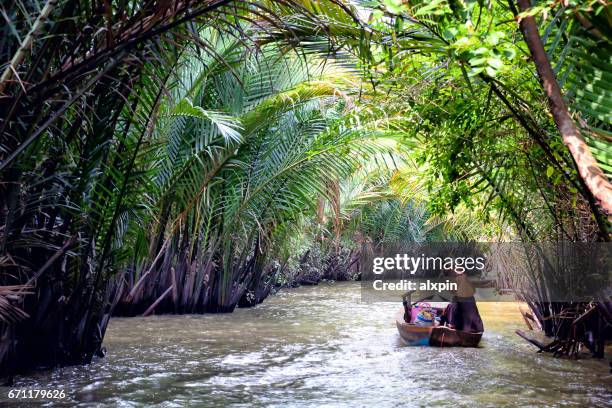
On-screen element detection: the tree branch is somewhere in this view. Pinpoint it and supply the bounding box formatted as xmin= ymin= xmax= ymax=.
xmin=516 ymin=0 xmax=612 ymax=216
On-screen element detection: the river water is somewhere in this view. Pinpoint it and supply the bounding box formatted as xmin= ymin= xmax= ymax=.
xmin=12 ymin=282 xmax=612 ymax=407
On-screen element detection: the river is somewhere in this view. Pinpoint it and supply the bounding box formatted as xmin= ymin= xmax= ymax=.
xmin=12 ymin=282 xmax=612 ymax=407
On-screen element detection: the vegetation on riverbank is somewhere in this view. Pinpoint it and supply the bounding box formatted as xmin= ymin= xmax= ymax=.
xmin=1 ymin=0 xmax=610 ymax=378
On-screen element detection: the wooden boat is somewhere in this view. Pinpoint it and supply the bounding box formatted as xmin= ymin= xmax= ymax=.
xmin=395 ymin=308 xmax=483 ymax=347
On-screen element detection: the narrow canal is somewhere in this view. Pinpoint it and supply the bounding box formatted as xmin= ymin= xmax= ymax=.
xmin=13 ymin=282 xmax=611 ymax=407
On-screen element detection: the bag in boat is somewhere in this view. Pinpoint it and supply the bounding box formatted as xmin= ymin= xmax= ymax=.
xmin=411 ymin=302 xmax=436 ymax=326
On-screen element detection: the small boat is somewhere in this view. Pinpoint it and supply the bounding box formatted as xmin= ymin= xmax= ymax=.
xmin=395 ymin=308 xmax=482 ymax=347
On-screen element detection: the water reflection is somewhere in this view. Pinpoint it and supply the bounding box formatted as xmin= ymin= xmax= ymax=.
xmin=13 ymin=282 xmax=611 ymax=407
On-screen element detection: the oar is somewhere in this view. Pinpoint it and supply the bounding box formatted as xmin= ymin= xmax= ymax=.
xmin=411 ymin=294 xmax=434 ymax=307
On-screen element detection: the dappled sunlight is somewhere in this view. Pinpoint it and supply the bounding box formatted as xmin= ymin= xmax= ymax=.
xmin=1 ymin=0 xmax=610 ymax=404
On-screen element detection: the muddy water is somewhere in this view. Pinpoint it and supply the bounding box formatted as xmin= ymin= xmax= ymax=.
xmin=12 ymin=282 xmax=611 ymax=407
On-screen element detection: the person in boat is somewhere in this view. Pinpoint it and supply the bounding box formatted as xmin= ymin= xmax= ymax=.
xmin=439 ymin=269 xmax=488 ymax=333
xmin=402 ymin=292 xmax=413 ymax=323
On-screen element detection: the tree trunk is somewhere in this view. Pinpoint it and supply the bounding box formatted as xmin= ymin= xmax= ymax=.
xmin=516 ymin=0 xmax=612 ymax=216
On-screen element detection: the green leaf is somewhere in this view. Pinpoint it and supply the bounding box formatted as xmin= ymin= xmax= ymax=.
xmin=487 ymin=57 xmax=503 ymax=69
xmin=502 ymin=48 xmax=516 ymax=60
xmin=384 ymin=0 xmax=407 ymax=14
xmin=485 ymin=66 xmax=497 ymax=76
xmin=469 ymin=57 xmax=487 ymax=66
xmin=170 ymin=98 xmax=243 ymax=144
xmin=443 ymin=28 xmax=459 ymax=41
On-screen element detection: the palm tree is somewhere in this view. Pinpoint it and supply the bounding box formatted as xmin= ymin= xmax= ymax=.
xmin=0 ymin=0 xmax=355 ymax=376
xmin=112 ymin=29 xmax=398 ymax=314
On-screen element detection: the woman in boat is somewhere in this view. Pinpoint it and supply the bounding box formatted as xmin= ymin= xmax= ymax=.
xmin=439 ymin=270 xmax=485 ymax=333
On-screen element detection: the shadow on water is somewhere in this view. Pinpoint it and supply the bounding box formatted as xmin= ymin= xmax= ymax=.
xmin=11 ymin=282 xmax=612 ymax=407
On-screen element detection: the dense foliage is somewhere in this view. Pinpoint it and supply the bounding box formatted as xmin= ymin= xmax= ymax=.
xmin=1 ymin=0 xmax=610 ymax=376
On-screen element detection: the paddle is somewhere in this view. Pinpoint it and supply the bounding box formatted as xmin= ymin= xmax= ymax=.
xmin=410 ymin=293 xmax=451 ymax=306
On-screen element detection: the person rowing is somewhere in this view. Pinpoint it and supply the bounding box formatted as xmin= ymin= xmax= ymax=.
xmin=439 ymin=268 xmax=493 ymax=333
xmin=402 ymin=269 xmax=492 ymax=333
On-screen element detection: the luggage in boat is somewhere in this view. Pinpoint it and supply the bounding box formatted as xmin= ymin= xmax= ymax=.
xmin=410 ymin=302 xmax=436 ymax=326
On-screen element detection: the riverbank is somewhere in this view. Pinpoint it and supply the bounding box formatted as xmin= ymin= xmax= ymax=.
xmin=9 ymin=282 xmax=611 ymax=407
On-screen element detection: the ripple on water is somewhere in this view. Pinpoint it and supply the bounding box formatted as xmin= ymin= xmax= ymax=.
xmin=11 ymin=282 xmax=612 ymax=407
